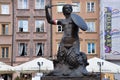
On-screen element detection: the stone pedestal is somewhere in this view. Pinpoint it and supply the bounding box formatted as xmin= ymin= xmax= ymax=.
xmin=41 ymin=76 xmax=100 ymax=80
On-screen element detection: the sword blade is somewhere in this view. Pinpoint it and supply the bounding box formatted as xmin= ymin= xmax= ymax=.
xmin=51 ymin=4 xmax=78 ymax=7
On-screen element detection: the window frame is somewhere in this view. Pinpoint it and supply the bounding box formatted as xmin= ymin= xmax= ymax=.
xmin=57 ymin=2 xmax=65 ymax=12
xmin=18 ymin=0 xmax=29 ymax=9
xmin=72 ymin=2 xmax=80 ymax=12
xmin=57 ymin=25 xmax=63 ymax=32
xmin=35 ymin=20 xmax=45 ymax=32
xmin=86 ymin=21 xmax=96 ymax=32
xmin=1 ymin=24 xmax=9 ymax=35
xmin=18 ymin=20 xmax=28 ymax=32
xmin=18 ymin=43 xmax=27 ymax=56
xmin=1 ymin=47 xmax=9 ymax=58
xmin=35 ymin=0 xmax=45 ymax=9
xmin=1 ymin=4 xmax=9 ymax=14
xmin=87 ymin=42 xmax=96 ymax=54
xmin=86 ymin=1 xmax=95 ymax=12
xmin=35 ymin=43 xmax=44 ymax=56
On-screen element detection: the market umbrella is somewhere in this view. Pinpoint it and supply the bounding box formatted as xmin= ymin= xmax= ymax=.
xmin=0 ymin=62 xmax=13 ymax=73
xmin=86 ymin=57 xmax=120 ymax=73
xmin=13 ymin=57 xmax=54 ymax=73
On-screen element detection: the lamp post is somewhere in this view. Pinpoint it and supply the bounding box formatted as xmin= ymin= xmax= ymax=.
xmin=37 ymin=62 xmax=43 ymax=73
xmin=97 ymin=62 xmax=104 ymax=80
xmin=37 ymin=62 xmax=43 ymax=79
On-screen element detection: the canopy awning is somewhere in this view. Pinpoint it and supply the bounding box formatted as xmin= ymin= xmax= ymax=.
xmin=13 ymin=57 xmax=54 ymax=73
xmin=0 ymin=62 xmax=13 ymax=73
xmin=86 ymin=57 xmax=120 ymax=73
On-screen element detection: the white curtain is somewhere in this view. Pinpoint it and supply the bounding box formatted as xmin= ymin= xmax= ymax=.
xmin=19 ymin=43 xmax=23 ymax=56
xmin=36 ymin=43 xmax=44 ymax=56
xmin=36 ymin=43 xmax=40 ymax=56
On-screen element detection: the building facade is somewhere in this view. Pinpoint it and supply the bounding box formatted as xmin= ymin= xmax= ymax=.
xmin=0 ymin=0 xmax=101 ymax=79
xmin=100 ymin=0 xmax=120 ymax=64
xmin=0 ymin=0 xmax=100 ymax=65
xmin=100 ymin=0 xmax=120 ymax=79
xmin=0 ymin=0 xmax=12 ymax=64
xmin=13 ymin=0 xmax=52 ymax=66
xmin=51 ymin=0 xmax=100 ymax=59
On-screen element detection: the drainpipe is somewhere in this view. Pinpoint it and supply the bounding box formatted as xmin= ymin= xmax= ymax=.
xmin=50 ymin=0 xmax=53 ymax=58
xmin=11 ymin=0 xmax=14 ymax=66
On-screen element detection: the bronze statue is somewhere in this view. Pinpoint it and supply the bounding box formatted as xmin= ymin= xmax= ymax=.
xmin=45 ymin=4 xmax=89 ymax=77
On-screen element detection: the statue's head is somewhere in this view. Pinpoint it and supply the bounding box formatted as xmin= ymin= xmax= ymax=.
xmin=62 ymin=4 xmax=73 ymax=16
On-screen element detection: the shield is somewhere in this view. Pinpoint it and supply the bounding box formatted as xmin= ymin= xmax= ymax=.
xmin=71 ymin=13 xmax=88 ymax=31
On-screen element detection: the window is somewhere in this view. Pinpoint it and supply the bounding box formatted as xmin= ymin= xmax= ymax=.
xmin=87 ymin=42 xmax=95 ymax=54
xmin=87 ymin=2 xmax=95 ymax=12
xmin=57 ymin=25 xmax=63 ymax=32
xmin=1 ymin=47 xmax=9 ymax=58
xmin=35 ymin=0 xmax=45 ymax=9
xmin=1 ymin=4 xmax=9 ymax=14
xmin=18 ymin=0 xmax=28 ymax=9
xmin=57 ymin=2 xmax=65 ymax=12
xmin=57 ymin=43 xmax=60 ymax=51
xmin=36 ymin=43 xmax=44 ymax=56
xmin=18 ymin=43 xmax=27 ymax=56
xmin=35 ymin=20 xmax=44 ymax=32
xmin=86 ymin=21 xmax=95 ymax=32
xmin=2 ymin=24 xmax=8 ymax=35
xmin=18 ymin=20 xmax=28 ymax=32
xmin=72 ymin=2 xmax=80 ymax=12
